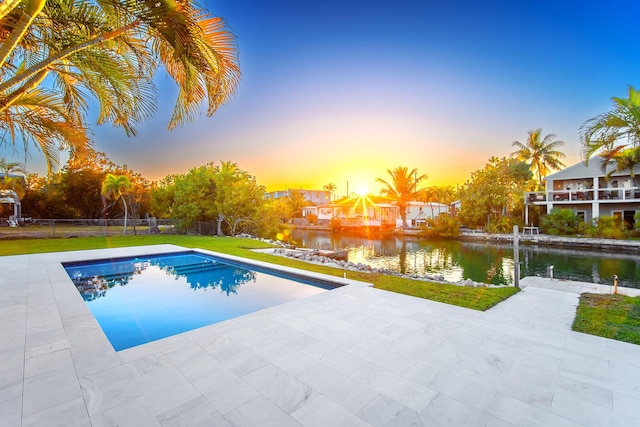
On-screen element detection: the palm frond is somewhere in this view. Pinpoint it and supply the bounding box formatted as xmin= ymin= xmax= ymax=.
xmin=1 ymin=0 xmax=240 ymax=170
xmin=0 ymin=88 xmax=91 ymax=175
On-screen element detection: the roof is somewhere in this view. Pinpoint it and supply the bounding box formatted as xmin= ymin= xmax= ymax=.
xmin=545 ymin=159 xmax=640 ymax=181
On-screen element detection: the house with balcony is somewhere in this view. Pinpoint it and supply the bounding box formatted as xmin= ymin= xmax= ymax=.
xmin=525 ymin=159 xmax=640 ymax=226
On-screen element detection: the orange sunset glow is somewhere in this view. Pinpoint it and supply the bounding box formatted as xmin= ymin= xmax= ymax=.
xmin=0 ymin=0 xmax=631 ymax=196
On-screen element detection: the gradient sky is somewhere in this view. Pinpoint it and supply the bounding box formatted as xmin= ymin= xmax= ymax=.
xmin=4 ymin=0 xmax=640 ymax=195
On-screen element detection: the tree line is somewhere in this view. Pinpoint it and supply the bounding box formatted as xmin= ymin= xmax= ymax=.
xmin=2 ymin=2 xmax=639 ymax=238
xmin=3 ymin=83 xmax=638 ymax=237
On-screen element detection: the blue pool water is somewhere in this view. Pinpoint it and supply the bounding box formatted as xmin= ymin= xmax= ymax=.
xmin=63 ymin=251 xmax=336 ymax=351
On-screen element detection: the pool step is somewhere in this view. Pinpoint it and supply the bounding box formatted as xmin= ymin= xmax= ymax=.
xmin=70 ymin=260 xmax=232 ymax=287
xmin=169 ymin=262 xmax=230 ymax=276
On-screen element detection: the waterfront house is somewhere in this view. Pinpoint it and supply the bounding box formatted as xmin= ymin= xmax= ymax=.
xmin=525 ymin=159 xmax=640 ymax=226
xmin=316 ymin=204 xmax=342 ymax=225
xmin=266 ymin=189 xmax=331 ymax=205
xmin=399 ymin=201 xmax=450 ymax=227
xmin=301 ymin=206 xmax=318 ymax=219
xmin=302 ymin=201 xmax=399 ymax=230
xmin=339 ymin=202 xmax=398 ymax=229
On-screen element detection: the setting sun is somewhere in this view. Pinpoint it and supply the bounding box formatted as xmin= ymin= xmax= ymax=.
xmin=356 ymin=186 xmax=369 ymax=197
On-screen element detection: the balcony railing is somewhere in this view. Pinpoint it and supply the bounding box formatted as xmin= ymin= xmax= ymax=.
xmin=526 ymin=187 xmax=640 ymax=203
xmin=548 ymin=189 xmax=594 ymax=201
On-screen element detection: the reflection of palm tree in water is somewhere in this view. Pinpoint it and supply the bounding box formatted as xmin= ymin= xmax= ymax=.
xmin=217 ymin=270 xmax=256 ymax=296
xmin=485 ymin=264 xmax=497 ymax=283
xmin=168 ymin=264 xmax=256 ymax=296
xmin=398 ymin=240 xmax=407 ymax=275
xmin=73 ymin=257 xmax=258 ymax=301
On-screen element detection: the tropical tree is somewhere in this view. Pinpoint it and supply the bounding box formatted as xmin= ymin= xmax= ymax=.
xmin=416 ymin=185 xmax=457 ymax=205
xmin=151 ymin=161 xmax=272 ymax=236
xmin=580 ymin=86 xmax=640 ymax=178
xmin=323 ymin=183 xmax=336 ymax=202
xmin=149 ymin=175 xmax=177 ymax=219
xmin=0 ymin=0 xmax=240 ymax=175
xmin=0 ymin=156 xmax=26 ymax=190
xmin=62 ymin=168 xmax=106 ymax=218
xmin=101 ymin=173 xmax=132 ymax=234
xmin=165 ymin=164 xmax=218 ymax=230
xmin=286 ymin=189 xmax=307 ymax=219
xmin=511 ymin=128 xmax=565 ymax=190
xmin=213 ymin=161 xmax=266 ymax=235
xmin=376 ymin=166 xmax=427 ymax=227
xmin=458 ymin=157 xmax=534 ymax=232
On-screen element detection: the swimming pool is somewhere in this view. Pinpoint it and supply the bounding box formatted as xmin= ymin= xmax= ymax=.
xmin=63 ymin=251 xmax=339 ymax=351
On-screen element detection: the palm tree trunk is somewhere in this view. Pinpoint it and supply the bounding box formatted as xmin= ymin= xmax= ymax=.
xmin=0 ymin=69 xmax=49 ymax=113
xmin=0 ymin=0 xmax=23 ymax=20
xmin=0 ymin=0 xmax=46 ymax=68
xmin=216 ymin=213 xmax=224 ymax=236
xmin=122 ymin=197 xmax=128 ymax=235
xmin=538 ymin=171 xmax=544 ymax=191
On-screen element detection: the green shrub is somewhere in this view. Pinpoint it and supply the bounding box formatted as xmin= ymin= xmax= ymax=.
xmin=540 ymin=208 xmax=581 ymax=235
xmin=487 ymin=216 xmax=512 ymax=234
xmin=419 ymin=214 xmax=461 ymax=238
xmin=585 ymin=215 xmax=627 ymax=239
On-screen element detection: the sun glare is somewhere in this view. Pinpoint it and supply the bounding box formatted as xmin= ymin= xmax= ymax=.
xmin=356 ymin=186 xmax=369 ymax=197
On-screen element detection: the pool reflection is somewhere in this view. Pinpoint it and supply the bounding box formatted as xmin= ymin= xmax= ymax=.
xmin=68 ymin=255 xmax=257 ymax=301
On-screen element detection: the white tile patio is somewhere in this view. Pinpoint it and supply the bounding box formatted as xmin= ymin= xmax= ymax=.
xmin=1 ymin=244 xmax=640 ymax=426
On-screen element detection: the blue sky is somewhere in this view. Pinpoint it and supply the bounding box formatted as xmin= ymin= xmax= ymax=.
xmin=4 ymin=0 xmax=640 ymax=194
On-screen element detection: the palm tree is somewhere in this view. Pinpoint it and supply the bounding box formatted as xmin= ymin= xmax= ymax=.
xmin=1 ymin=1 xmax=240 ymax=174
xmin=580 ymin=86 xmax=640 ymax=177
xmin=0 ymin=157 xmax=26 ymax=188
xmin=0 ymin=90 xmax=91 ymax=175
xmin=286 ymin=189 xmax=307 ymax=219
xmin=376 ymin=166 xmax=427 ymax=227
xmin=323 ymin=183 xmax=336 ymax=202
xmin=602 ymin=146 xmax=640 ymax=179
xmin=511 ymin=129 xmax=565 ymax=190
xmin=101 ymin=173 xmax=132 ymax=234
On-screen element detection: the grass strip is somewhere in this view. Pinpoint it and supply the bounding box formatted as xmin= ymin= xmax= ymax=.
xmin=573 ymin=293 xmax=640 ymax=345
xmin=0 ymin=234 xmax=518 ymax=311
xmin=373 ymin=275 xmax=520 ymax=311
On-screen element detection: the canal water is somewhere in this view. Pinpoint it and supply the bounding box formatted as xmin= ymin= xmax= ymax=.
xmin=291 ymin=230 xmax=640 ymax=288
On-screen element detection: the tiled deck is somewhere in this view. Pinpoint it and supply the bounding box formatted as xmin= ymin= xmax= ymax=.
xmin=2 ymin=245 xmax=640 ymax=426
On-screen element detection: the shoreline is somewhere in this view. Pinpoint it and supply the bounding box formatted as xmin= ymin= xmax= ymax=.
xmin=291 ymin=225 xmax=640 ymax=253
xmin=459 ymin=231 xmax=640 ymax=253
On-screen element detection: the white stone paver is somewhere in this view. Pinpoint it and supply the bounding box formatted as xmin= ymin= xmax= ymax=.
xmin=1 ymin=245 xmax=639 ymax=426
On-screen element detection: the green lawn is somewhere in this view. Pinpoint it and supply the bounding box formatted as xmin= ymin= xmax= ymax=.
xmin=0 ymin=234 xmax=519 ymax=311
xmin=573 ymin=293 xmax=640 ymax=345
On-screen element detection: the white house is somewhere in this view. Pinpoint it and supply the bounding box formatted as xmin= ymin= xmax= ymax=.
xmin=316 ymin=204 xmax=342 ymax=224
xmin=525 ymin=159 xmax=640 ymax=226
xmin=303 ymin=202 xmax=399 ymax=228
xmin=266 ymin=189 xmax=331 ymax=205
xmin=398 ymin=202 xmax=450 ymax=227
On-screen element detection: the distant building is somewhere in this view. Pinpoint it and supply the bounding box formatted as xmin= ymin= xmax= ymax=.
xmin=301 ymin=201 xmax=399 ymax=229
xmin=400 ymin=201 xmax=450 ymax=227
xmin=266 ymin=189 xmax=331 ymax=205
